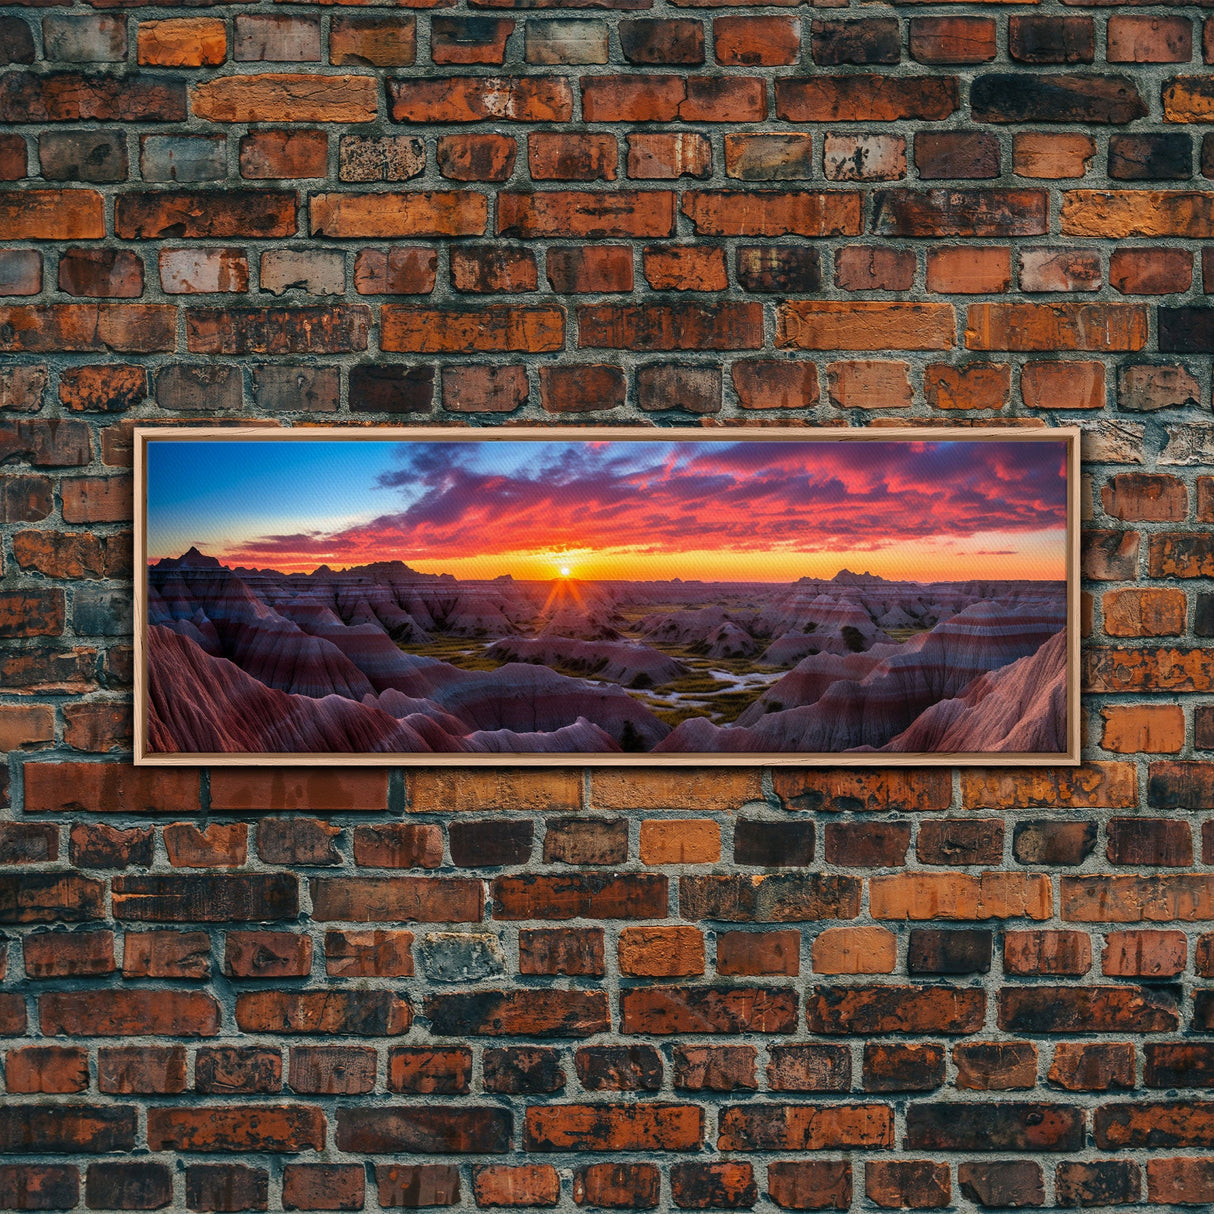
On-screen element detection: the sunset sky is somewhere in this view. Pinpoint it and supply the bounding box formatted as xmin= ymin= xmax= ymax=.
xmin=145 ymin=437 xmax=1070 ymax=582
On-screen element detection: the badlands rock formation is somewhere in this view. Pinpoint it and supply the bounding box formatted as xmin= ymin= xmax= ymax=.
xmin=146 ymin=552 xmax=1067 ymax=755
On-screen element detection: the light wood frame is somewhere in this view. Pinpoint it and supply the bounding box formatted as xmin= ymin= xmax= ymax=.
xmin=134 ymin=425 xmax=1082 ymax=767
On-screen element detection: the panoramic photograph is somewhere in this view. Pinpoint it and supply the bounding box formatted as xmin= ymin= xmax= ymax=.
xmin=138 ymin=430 xmax=1074 ymax=762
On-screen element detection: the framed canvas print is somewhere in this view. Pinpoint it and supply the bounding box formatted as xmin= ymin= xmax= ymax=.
xmin=134 ymin=426 xmax=1080 ymax=766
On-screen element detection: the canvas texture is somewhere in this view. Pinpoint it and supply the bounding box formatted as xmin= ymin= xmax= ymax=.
xmin=0 ymin=0 xmax=1212 ymax=1209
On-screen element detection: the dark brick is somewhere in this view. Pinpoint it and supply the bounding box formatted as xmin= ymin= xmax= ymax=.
xmin=1055 ymin=1160 xmax=1140 ymax=1208
xmin=348 ymin=364 xmax=434 ymax=413
xmin=1109 ymin=134 xmax=1192 ymax=181
xmin=448 ymin=819 xmax=532 ymax=867
xmin=1013 ymin=820 xmax=1097 ymax=865
xmin=733 ymin=819 xmax=814 ymax=867
xmin=576 ymin=1045 xmax=663 ymax=1092
xmin=736 ymin=246 xmax=821 ymax=294
xmin=907 ymin=930 xmax=992 ymax=975
xmin=85 ymin=1163 xmax=172 ymax=1210
xmin=483 ymin=1047 xmax=565 ymax=1094
xmin=958 ymin=1161 xmax=1044 ymax=1209
xmin=906 ymin=1104 xmax=1083 ymax=1152
xmin=971 ymin=75 xmax=1147 ymax=124
xmin=810 ymin=19 xmax=899 ymax=66
xmin=184 ymin=1165 xmax=268 ymax=1213
xmin=1009 ymin=16 xmax=1095 ymax=64
xmin=863 ymin=1043 xmax=946 ymax=1093
xmin=1160 ymin=307 xmax=1214 ymax=352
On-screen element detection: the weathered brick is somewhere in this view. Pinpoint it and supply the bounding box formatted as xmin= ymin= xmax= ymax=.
xmin=525 ymin=20 xmax=606 ymax=67
xmin=0 ymin=71 xmax=185 ymax=123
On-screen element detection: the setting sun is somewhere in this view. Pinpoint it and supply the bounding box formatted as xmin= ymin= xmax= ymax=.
xmin=559 ymin=567 xmax=571 ymax=578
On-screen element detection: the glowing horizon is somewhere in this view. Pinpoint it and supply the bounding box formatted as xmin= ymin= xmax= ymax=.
xmin=145 ymin=437 xmax=1070 ymax=584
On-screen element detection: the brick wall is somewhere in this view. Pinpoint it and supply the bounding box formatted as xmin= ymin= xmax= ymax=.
xmin=2 ymin=0 xmax=1214 ymax=1209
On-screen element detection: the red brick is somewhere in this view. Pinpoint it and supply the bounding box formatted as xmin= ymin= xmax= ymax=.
xmin=583 ymin=74 xmax=764 ymax=123
xmin=427 ymin=990 xmax=608 ymax=1038
xmin=381 ymin=304 xmax=562 ymax=353
xmin=954 ymin=1042 xmax=1038 ymax=1091
xmin=643 ymin=244 xmax=727 ymax=292
xmin=768 ymin=1044 xmax=850 ymax=1093
xmin=1102 ymin=587 xmax=1187 ymax=637
xmin=865 ymin=1161 xmax=950 ymax=1210
xmin=117 ymin=190 xmax=295 ymax=239
xmin=474 ymin=1165 xmax=560 ymax=1209
xmin=732 ymin=361 xmax=818 ymax=410
xmin=579 ymin=301 xmax=760 ymax=351
xmin=778 ymin=302 xmax=954 ymax=351
xmin=388 ymin=1046 xmax=471 ymax=1094
xmin=210 ymin=770 xmax=386 ymax=812
xmin=619 ymin=19 xmax=701 ymax=66
xmin=1101 ymin=704 xmax=1186 ymax=754
xmin=98 ymin=1046 xmax=186 ymax=1095
xmin=329 ymin=15 xmax=416 ymax=66
xmin=717 ymin=930 xmax=800 ymax=977
xmin=835 ymin=247 xmax=915 ymax=292
xmin=240 ymin=129 xmax=327 ymax=179
xmin=776 ymin=75 xmax=956 ymax=122
xmin=226 ymin=931 xmax=313 ymax=979
xmin=41 ymin=989 xmax=220 ymax=1037
xmin=5 ymin=1045 xmax=88 ymax=1094
xmin=58 ymin=248 xmax=143 ymax=299
xmin=196 ymin=1046 xmax=282 ymax=1096
xmin=926 ymin=246 xmax=1011 ymax=295
xmin=546 ymin=246 xmax=633 ymax=293
xmin=138 ymin=18 xmax=227 ymax=66
xmin=767 ymin=1162 xmax=851 ymax=1211
xmin=925 ymin=362 xmax=1010 ymax=411
xmin=324 ymin=929 xmax=413 ymax=978
xmin=540 ymin=364 xmax=624 ymax=412
xmin=719 ymin=1104 xmax=892 ymax=1152
xmin=827 ymin=360 xmax=912 ymax=409
xmin=673 ymin=1046 xmax=756 ymax=1094
xmin=0 ymin=189 xmax=103 ymax=240
xmin=573 ymin=1163 xmax=659 ymax=1209
xmin=627 ymin=132 xmax=711 ymax=180
xmin=437 ymin=133 xmax=516 ymax=182
xmin=909 ymin=17 xmax=995 ymax=64
xmin=185 ymin=1165 xmax=268 ymax=1213
xmin=23 ymin=929 xmax=115 ymax=977
xmin=282 ymin=1164 xmax=364 ymax=1212
xmin=683 ymin=191 xmax=859 ymax=237
xmin=806 ymin=986 xmax=985 ymax=1035
xmin=375 ymin=1164 xmax=460 ymax=1209
xmin=0 ymin=819 xmax=57 ymax=862
xmin=1110 ymin=247 xmax=1192 ymax=295
xmin=124 ymin=930 xmax=210 ymax=979
xmin=775 ymin=769 xmax=950 ymax=814
xmin=917 ymin=131 xmax=1000 ymax=180
xmin=432 ymin=16 xmax=510 ymax=64
xmin=1147 ymin=1159 xmax=1214 ymax=1205
xmin=1004 ymin=930 xmax=1092 ymax=977
xmin=500 ymin=190 xmax=673 ymax=239
xmin=528 ymin=131 xmax=616 ymax=181
xmin=149 ymin=1105 xmax=323 ymax=1153
xmin=236 ymin=990 xmax=410 ymax=1036
xmin=0 ymin=305 xmax=174 ymax=354
xmin=526 ymin=1104 xmax=703 ymax=1152
xmin=518 ymin=927 xmax=605 ymax=977
xmin=714 ymin=16 xmax=799 ymax=65
xmin=670 ymin=1162 xmax=756 ymax=1210
xmin=450 ymin=245 xmax=537 ymax=294
xmin=390 ymin=76 xmax=570 ymax=123
xmin=24 ymin=762 xmax=199 ymax=814
xmin=1108 ymin=15 xmax=1191 ymax=62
